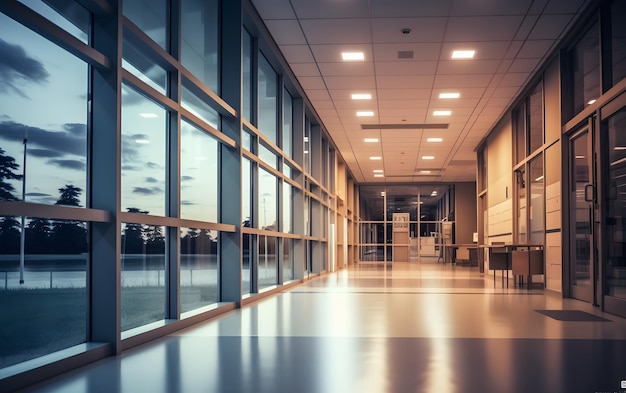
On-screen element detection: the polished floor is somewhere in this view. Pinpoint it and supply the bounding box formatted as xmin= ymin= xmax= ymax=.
xmin=16 ymin=263 xmax=626 ymax=393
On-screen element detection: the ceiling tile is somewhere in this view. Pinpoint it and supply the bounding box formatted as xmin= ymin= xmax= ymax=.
xmin=370 ymin=0 xmax=453 ymax=17
xmin=377 ymin=89 xmax=432 ymax=100
xmin=445 ymin=16 xmax=525 ymax=42
xmin=517 ymin=40 xmax=555 ymax=58
xmin=251 ymin=0 xmax=296 ymax=19
xmin=290 ymin=63 xmax=321 ymax=77
xmin=265 ymin=20 xmax=307 ymax=45
xmin=441 ymin=41 xmax=518 ymax=60
xmin=514 ymin=15 xmax=540 ymax=40
xmin=323 ymin=75 xmax=376 ymax=89
xmin=374 ymin=61 xmax=438 ymax=76
xmin=278 ymin=45 xmax=315 ymax=63
xmin=433 ymin=74 xmax=494 ymax=88
xmin=297 ymin=76 xmax=327 ymax=89
xmin=544 ymin=0 xmax=588 ymax=14
xmin=290 ymin=0 xmax=370 ymax=18
xmin=371 ymin=17 xmax=447 ymax=43
xmin=450 ymin=0 xmax=533 ymax=16
xmin=318 ymin=62 xmax=375 ymax=76
xmin=528 ymin=14 xmax=574 ymax=40
xmin=376 ymin=75 xmax=435 ymax=89
xmin=309 ymin=44 xmax=374 ymax=63
xmin=300 ymin=19 xmax=371 ymax=45
xmin=437 ymin=59 xmax=502 ymax=75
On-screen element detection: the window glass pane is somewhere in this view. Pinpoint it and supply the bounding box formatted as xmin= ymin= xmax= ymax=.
xmin=180 ymin=120 xmax=218 ymax=222
xmin=283 ymin=163 xmax=292 ymax=177
xmin=242 ymin=233 xmax=252 ymax=296
xmin=0 ymin=216 xmax=87 ymax=368
xmin=607 ymin=109 xmax=626 ymax=300
xmin=242 ymin=158 xmax=251 ymax=227
xmin=258 ymin=168 xmax=277 ymax=230
xmin=529 ymin=154 xmax=544 ymax=244
xmin=258 ymin=54 xmax=277 ymax=143
xmin=181 ymin=0 xmax=219 ymax=93
xmin=514 ymin=106 xmax=525 ymax=163
xmin=123 ymin=40 xmax=168 ymax=95
xmin=283 ymin=89 xmax=293 ymax=157
xmin=181 ymin=79 xmax=220 ymax=129
xmin=282 ymin=238 xmax=294 ymax=282
xmin=517 ymin=167 xmax=527 ymax=243
xmin=121 ymin=85 xmax=167 ymax=216
xmin=121 ymin=223 xmax=166 ymax=332
xmin=611 ymin=0 xmax=626 ymax=86
xmin=18 ymin=0 xmax=90 ymax=44
xmin=242 ymin=130 xmax=253 ymax=152
xmin=123 ymin=0 xmax=168 ymax=50
xmin=258 ymin=235 xmax=277 ymax=290
xmin=528 ymin=82 xmax=543 ymax=153
xmin=0 ymin=13 xmax=88 ymax=205
xmin=283 ymin=182 xmax=292 ymax=233
xmin=180 ymin=228 xmax=219 ymax=314
xmin=304 ymin=120 xmax=311 ymax=173
xmin=259 ymin=143 xmax=277 ymax=169
xmin=569 ymin=21 xmax=600 ymax=117
xmin=242 ymin=29 xmax=253 ymax=121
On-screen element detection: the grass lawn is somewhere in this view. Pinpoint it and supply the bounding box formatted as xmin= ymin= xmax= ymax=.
xmin=1 ymin=284 xmax=219 ymax=368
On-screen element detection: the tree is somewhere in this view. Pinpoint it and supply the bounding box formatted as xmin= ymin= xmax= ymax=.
xmin=55 ymin=184 xmax=82 ymax=207
xmin=180 ymin=228 xmax=199 ymax=254
xmin=0 ymin=216 xmax=21 ymax=254
xmin=145 ymin=225 xmax=165 ymax=254
xmin=0 ymin=148 xmax=22 ymax=201
xmin=51 ymin=185 xmax=87 ymax=253
xmin=121 ymin=208 xmax=148 ymax=254
xmin=25 ymin=217 xmax=51 ymax=254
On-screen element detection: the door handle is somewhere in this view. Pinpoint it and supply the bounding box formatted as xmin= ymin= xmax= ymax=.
xmin=584 ymin=184 xmax=595 ymax=202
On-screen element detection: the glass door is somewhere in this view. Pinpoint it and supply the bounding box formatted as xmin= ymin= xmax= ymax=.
xmin=569 ymin=124 xmax=596 ymax=303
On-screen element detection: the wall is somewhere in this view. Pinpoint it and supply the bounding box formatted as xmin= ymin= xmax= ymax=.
xmin=455 ymin=183 xmax=477 ymax=244
xmin=486 ymin=115 xmax=513 ymax=244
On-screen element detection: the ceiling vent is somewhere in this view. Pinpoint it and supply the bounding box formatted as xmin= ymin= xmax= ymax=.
xmin=398 ymin=51 xmax=414 ymax=59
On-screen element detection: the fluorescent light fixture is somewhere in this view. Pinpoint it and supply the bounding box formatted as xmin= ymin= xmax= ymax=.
xmin=432 ymin=191 xmax=438 ymax=194
xmin=587 ymin=99 xmax=597 ymax=105
xmin=357 ymin=111 xmax=374 ymax=117
xmin=352 ymin=93 xmax=372 ymax=100
xmin=427 ymin=138 xmax=443 ymax=142
xmin=374 ymin=174 xmax=384 ymax=178
xmin=304 ymin=150 xmax=309 ymax=154
xmin=451 ymin=50 xmax=475 ymax=59
xmin=373 ymin=169 xmax=384 ymax=173
xmin=370 ymin=156 xmax=382 ymax=160
xmin=614 ymin=147 xmax=626 ymax=150
xmin=422 ymin=156 xmax=435 ymax=160
xmin=140 ymin=113 xmax=158 ymax=118
xmin=575 ymin=155 xmax=585 ymax=159
xmin=364 ymin=138 xmax=379 ymax=143
xmin=535 ymin=175 xmax=544 ymax=182
xmin=439 ymin=92 xmax=460 ymax=99
xmin=433 ymin=110 xmax=451 ymax=116
xmin=304 ymin=136 xmax=309 ymax=142
xmin=342 ymin=52 xmax=365 ymax=61
xmin=419 ymin=170 xmax=431 ymax=174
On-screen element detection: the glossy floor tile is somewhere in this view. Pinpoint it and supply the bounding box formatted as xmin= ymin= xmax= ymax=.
xmin=15 ymin=263 xmax=626 ymax=393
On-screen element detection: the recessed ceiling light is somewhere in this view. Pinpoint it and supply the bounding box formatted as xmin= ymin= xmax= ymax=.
xmin=427 ymin=138 xmax=443 ymax=142
xmin=439 ymin=92 xmax=460 ymax=99
xmin=140 ymin=113 xmax=158 ymax=118
xmin=357 ymin=111 xmax=374 ymax=117
xmin=374 ymin=174 xmax=384 ymax=178
xmin=420 ymin=170 xmax=432 ymax=174
xmin=451 ymin=50 xmax=475 ymax=59
xmin=535 ymin=175 xmax=544 ymax=182
xmin=373 ymin=169 xmax=384 ymax=173
xmin=422 ymin=156 xmax=435 ymax=160
xmin=352 ymin=93 xmax=372 ymax=100
xmin=587 ymin=99 xmax=597 ymax=105
xmin=433 ymin=110 xmax=451 ymax=116
xmin=364 ymin=138 xmax=379 ymax=143
xmin=342 ymin=52 xmax=365 ymax=61
xmin=370 ymin=156 xmax=382 ymax=160
xmin=614 ymin=147 xmax=626 ymax=150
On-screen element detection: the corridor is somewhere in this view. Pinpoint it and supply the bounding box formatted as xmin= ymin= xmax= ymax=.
xmin=16 ymin=263 xmax=626 ymax=393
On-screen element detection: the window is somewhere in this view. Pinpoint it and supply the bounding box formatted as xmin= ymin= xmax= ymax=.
xmin=180 ymin=120 xmax=219 ymax=222
xmin=528 ymin=83 xmax=543 ymax=153
xmin=0 ymin=13 xmax=88 ymax=205
xmin=258 ymin=168 xmax=277 ymax=230
xmin=121 ymin=84 xmax=168 ymax=216
xmin=611 ymin=0 xmax=626 ymax=86
xmin=242 ymin=29 xmax=253 ymax=121
xmin=181 ymin=0 xmax=219 ymax=93
xmin=123 ymin=0 xmax=168 ymax=51
xmin=283 ymin=89 xmax=293 ymax=157
xmin=568 ymin=21 xmax=600 ymax=118
xmin=258 ymin=53 xmax=278 ymax=143
xmin=180 ymin=228 xmax=219 ymax=314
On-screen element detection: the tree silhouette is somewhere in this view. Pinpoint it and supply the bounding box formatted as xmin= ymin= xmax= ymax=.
xmin=0 ymin=148 xmax=22 ymax=201
xmin=25 ymin=218 xmax=51 ymax=254
xmin=121 ymin=208 xmax=148 ymax=254
xmin=55 ymin=184 xmax=82 ymax=207
xmin=181 ymin=228 xmax=199 ymax=254
xmin=0 ymin=216 xmax=21 ymax=254
xmin=145 ymin=225 xmax=165 ymax=254
xmin=50 ymin=185 xmax=87 ymax=254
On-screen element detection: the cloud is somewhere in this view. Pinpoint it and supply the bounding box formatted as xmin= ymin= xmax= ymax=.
xmin=181 ymin=200 xmax=195 ymax=206
xmin=0 ymin=38 xmax=49 ymax=97
xmin=26 ymin=192 xmax=51 ymax=197
xmin=181 ymin=176 xmax=194 ymax=182
xmin=63 ymin=123 xmax=87 ymax=136
xmin=48 ymin=159 xmax=86 ymax=171
xmin=28 ymin=148 xmax=64 ymax=158
xmin=132 ymin=187 xmax=162 ymax=195
xmin=145 ymin=162 xmax=161 ymax=169
xmin=145 ymin=177 xmax=160 ymax=183
xmin=0 ymin=121 xmax=86 ymax=156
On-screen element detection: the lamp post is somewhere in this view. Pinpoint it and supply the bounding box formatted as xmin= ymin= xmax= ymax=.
xmin=19 ymin=132 xmax=27 ymax=284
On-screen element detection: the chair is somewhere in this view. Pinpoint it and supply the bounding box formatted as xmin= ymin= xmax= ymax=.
xmin=488 ymin=242 xmax=510 ymax=287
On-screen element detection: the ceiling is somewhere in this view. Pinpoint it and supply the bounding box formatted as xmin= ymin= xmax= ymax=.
xmin=250 ymin=0 xmax=591 ymax=184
